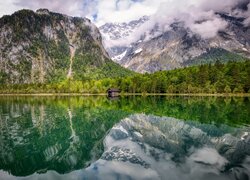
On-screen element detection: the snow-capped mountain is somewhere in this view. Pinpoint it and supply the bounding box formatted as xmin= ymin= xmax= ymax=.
xmin=100 ymin=16 xmax=149 ymax=41
xmin=121 ymin=14 xmax=250 ymax=73
xmin=100 ymin=2 xmax=250 ymax=73
xmin=99 ymin=16 xmax=149 ymax=62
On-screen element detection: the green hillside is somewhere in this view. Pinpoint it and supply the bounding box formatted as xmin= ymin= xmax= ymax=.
xmin=0 ymin=9 xmax=133 ymax=84
xmin=1 ymin=61 xmax=249 ymax=94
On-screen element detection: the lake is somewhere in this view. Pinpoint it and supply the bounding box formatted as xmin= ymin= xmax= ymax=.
xmin=0 ymin=96 xmax=249 ymax=180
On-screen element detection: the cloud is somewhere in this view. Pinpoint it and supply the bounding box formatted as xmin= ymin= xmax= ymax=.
xmin=234 ymin=2 xmax=250 ymax=26
xmin=3 ymin=0 xmax=165 ymax=26
xmin=13 ymin=0 xmax=95 ymax=17
xmin=0 ymin=0 xmax=21 ymax=17
xmin=0 ymin=0 xmax=97 ymax=18
xmin=106 ymin=0 xmax=250 ymax=46
xmin=94 ymin=0 xmax=166 ymax=26
xmin=189 ymin=17 xmax=228 ymax=39
xmin=1 ymin=0 xmax=250 ymax=41
xmin=148 ymin=0 xmax=248 ymax=39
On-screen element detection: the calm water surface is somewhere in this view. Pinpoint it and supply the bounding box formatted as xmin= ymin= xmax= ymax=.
xmin=0 ymin=96 xmax=250 ymax=180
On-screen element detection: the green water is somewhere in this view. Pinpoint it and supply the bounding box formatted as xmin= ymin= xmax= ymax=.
xmin=0 ymin=96 xmax=249 ymax=180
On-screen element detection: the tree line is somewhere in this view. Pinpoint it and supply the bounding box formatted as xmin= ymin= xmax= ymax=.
xmin=0 ymin=60 xmax=249 ymax=94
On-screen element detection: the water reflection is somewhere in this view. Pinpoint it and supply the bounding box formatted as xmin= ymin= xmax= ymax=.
xmin=88 ymin=114 xmax=250 ymax=180
xmin=0 ymin=96 xmax=249 ymax=179
xmin=0 ymin=96 xmax=129 ymax=176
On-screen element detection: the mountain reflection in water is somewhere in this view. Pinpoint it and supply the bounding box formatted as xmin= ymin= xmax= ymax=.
xmin=90 ymin=114 xmax=250 ymax=180
xmin=0 ymin=96 xmax=249 ymax=180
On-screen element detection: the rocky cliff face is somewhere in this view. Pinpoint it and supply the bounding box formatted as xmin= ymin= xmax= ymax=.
xmin=101 ymin=14 xmax=250 ymax=73
xmin=0 ymin=9 xmax=130 ymax=84
xmin=99 ymin=16 xmax=149 ymax=62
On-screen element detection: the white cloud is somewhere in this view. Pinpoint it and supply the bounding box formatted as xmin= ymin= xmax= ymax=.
xmin=1 ymin=0 xmax=165 ymax=26
xmin=14 ymin=0 xmax=87 ymax=17
xmin=0 ymin=0 xmax=21 ymax=17
xmin=1 ymin=0 xmax=250 ymax=40
xmin=241 ymin=3 xmax=250 ymax=26
xmin=94 ymin=0 xmax=166 ymax=26
xmin=189 ymin=18 xmax=228 ymax=39
xmin=148 ymin=0 xmax=247 ymax=39
xmin=0 ymin=0 xmax=99 ymax=18
xmin=105 ymin=0 xmax=250 ymax=45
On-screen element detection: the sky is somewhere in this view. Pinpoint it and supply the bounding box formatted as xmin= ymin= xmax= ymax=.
xmin=0 ymin=0 xmax=167 ymax=26
xmin=0 ymin=0 xmax=249 ymax=26
xmin=0 ymin=0 xmax=250 ymax=41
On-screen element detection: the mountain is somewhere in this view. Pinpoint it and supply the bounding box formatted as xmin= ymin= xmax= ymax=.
xmin=101 ymin=14 xmax=250 ymax=73
xmin=99 ymin=16 xmax=149 ymax=62
xmin=97 ymin=113 xmax=250 ymax=179
xmin=0 ymin=9 xmax=132 ymax=84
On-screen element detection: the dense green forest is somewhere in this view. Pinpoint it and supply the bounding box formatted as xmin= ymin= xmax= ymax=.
xmin=0 ymin=60 xmax=249 ymax=94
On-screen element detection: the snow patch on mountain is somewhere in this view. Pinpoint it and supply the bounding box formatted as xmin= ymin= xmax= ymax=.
xmin=100 ymin=1 xmax=250 ymax=73
xmin=134 ymin=48 xmax=143 ymax=54
xmin=100 ymin=16 xmax=149 ymax=59
xmin=112 ymin=50 xmax=127 ymax=62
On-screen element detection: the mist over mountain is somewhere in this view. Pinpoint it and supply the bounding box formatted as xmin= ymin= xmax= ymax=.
xmin=99 ymin=16 xmax=149 ymax=62
xmin=100 ymin=0 xmax=250 ymax=73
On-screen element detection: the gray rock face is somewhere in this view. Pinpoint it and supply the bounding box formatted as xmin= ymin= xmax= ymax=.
xmin=99 ymin=16 xmax=149 ymax=63
xmin=0 ymin=9 xmax=109 ymax=84
xmin=101 ymin=13 xmax=250 ymax=73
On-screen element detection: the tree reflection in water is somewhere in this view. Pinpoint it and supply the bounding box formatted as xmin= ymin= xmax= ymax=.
xmin=0 ymin=96 xmax=249 ymax=179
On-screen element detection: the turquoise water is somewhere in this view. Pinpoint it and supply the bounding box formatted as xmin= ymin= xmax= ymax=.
xmin=0 ymin=96 xmax=249 ymax=180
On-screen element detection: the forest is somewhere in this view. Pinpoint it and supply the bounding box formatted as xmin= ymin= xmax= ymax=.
xmin=0 ymin=60 xmax=249 ymax=94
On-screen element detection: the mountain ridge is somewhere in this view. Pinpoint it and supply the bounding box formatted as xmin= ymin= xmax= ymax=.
xmin=100 ymin=13 xmax=250 ymax=73
xmin=0 ymin=9 xmax=132 ymax=84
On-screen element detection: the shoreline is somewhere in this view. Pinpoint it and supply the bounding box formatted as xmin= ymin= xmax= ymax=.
xmin=0 ymin=93 xmax=249 ymax=97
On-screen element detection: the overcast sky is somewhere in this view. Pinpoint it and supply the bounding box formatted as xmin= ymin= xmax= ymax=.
xmin=0 ymin=0 xmax=168 ymax=26
xmin=0 ymin=0 xmax=249 ymax=29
